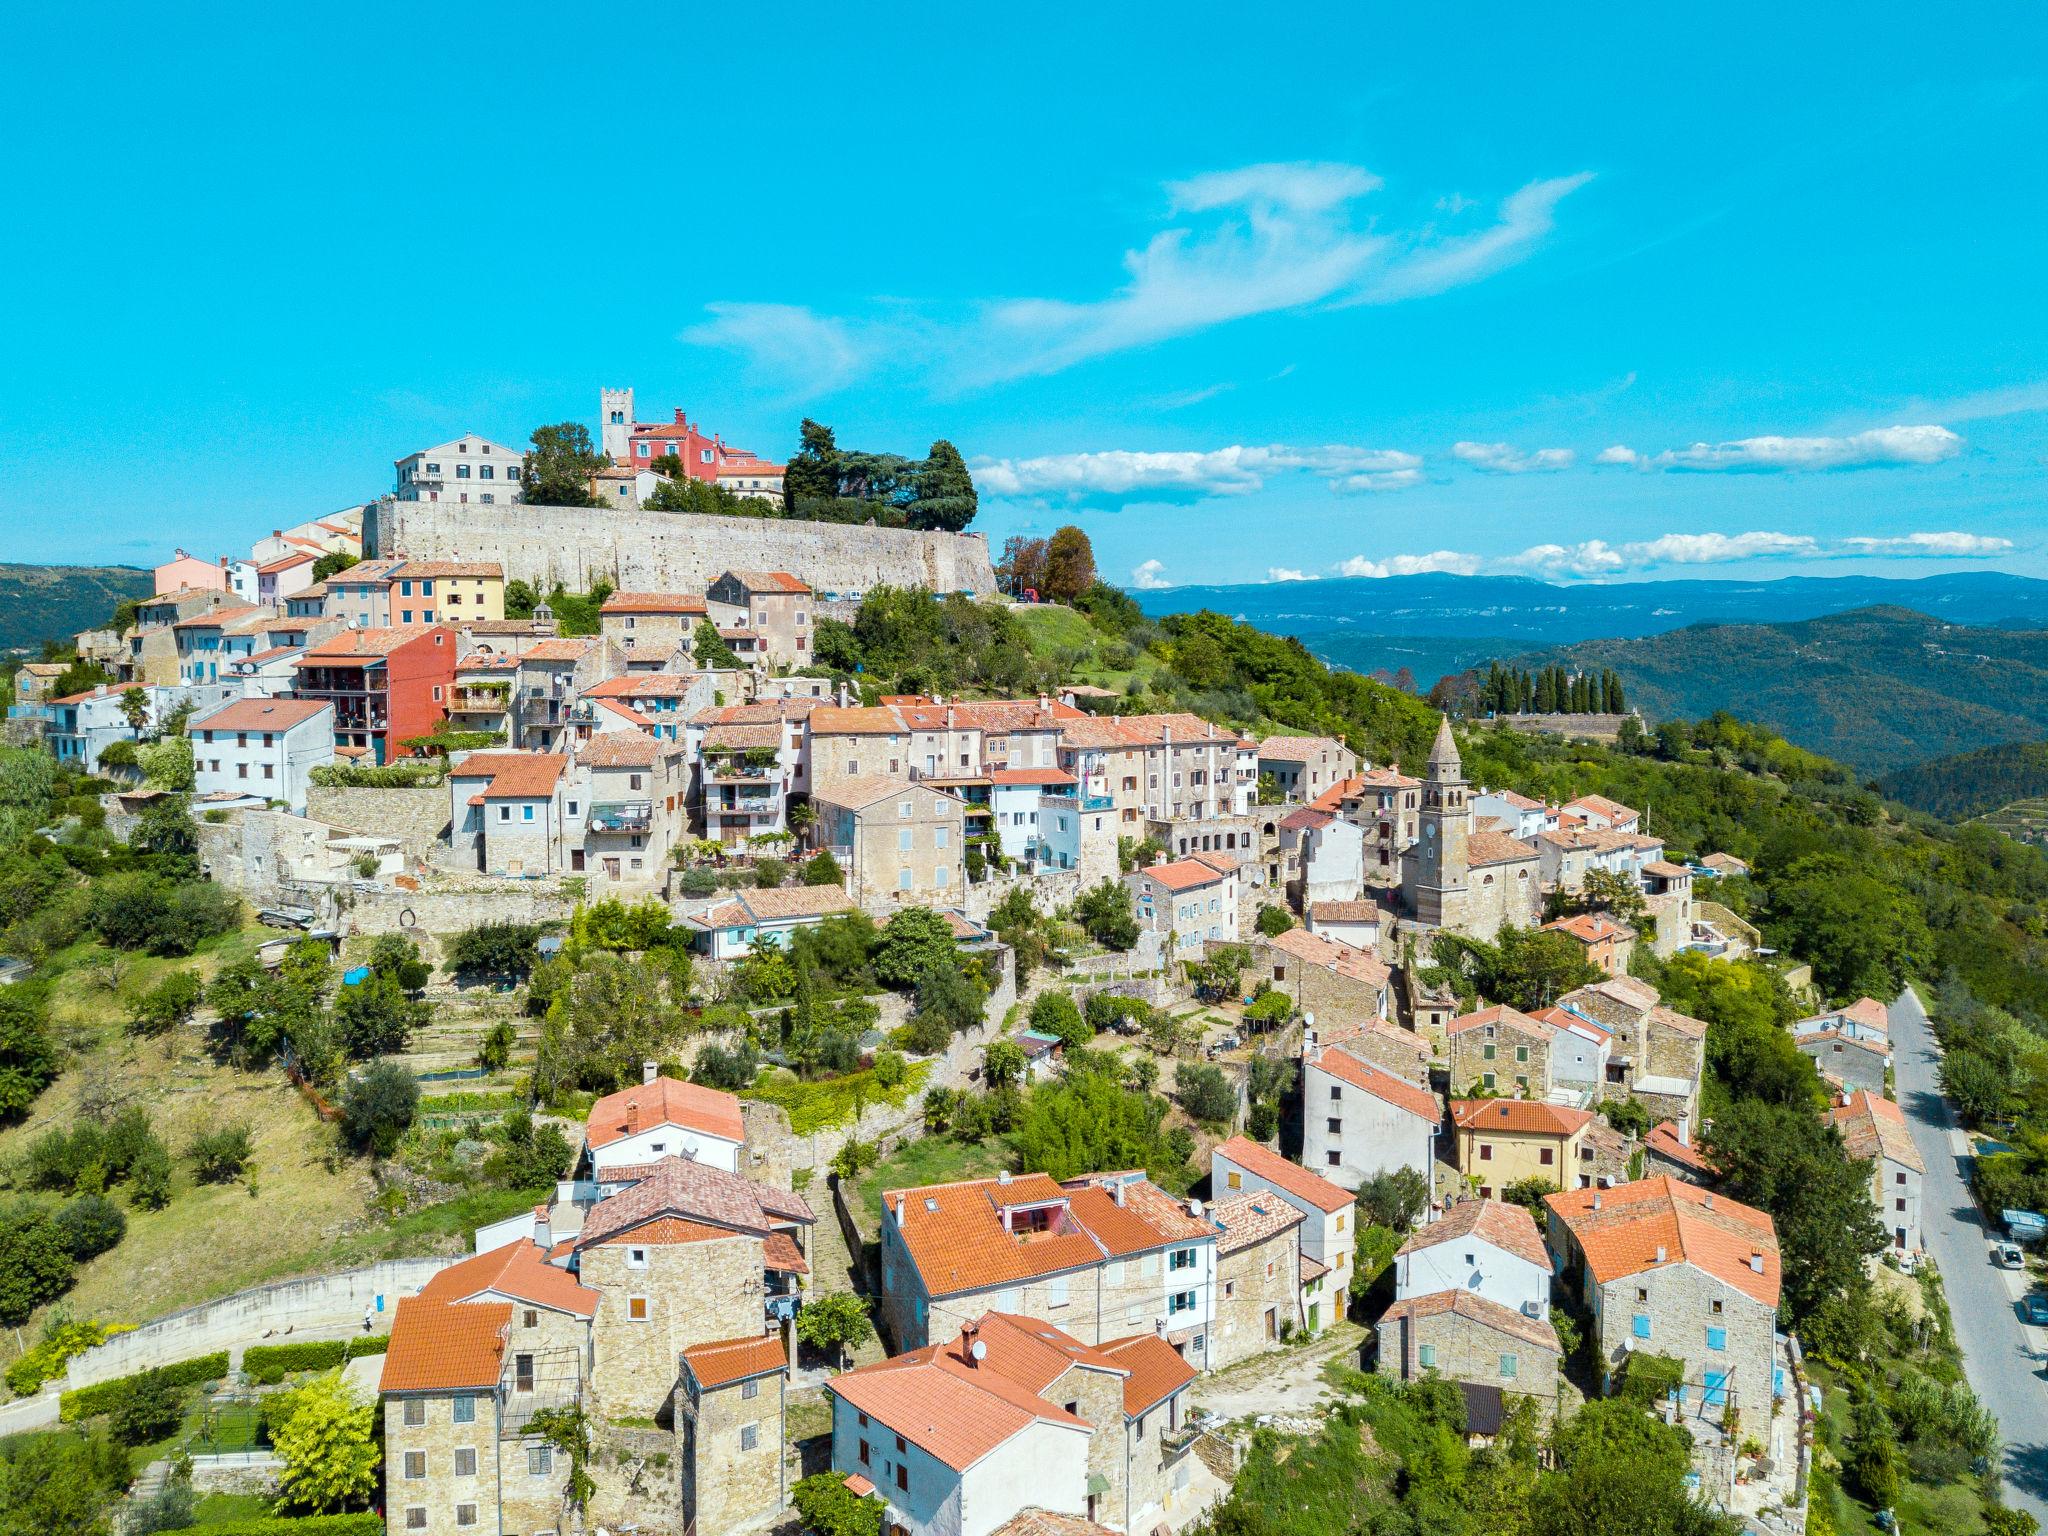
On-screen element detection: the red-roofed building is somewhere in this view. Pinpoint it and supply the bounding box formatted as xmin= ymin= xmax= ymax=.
xmin=580 ymin=1072 xmax=746 ymax=1175
xmin=188 ymin=695 xmax=334 ymax=811
xmin=706 ymin=569 xmax=813 ymax=665
xmin=678 ymin=1333 xmax=791 ymax=1534
xmin=447 ymin=751 xmax=570 ymax=875
xmin=1124 ymin=857 xmax=1239 ymax=955
xmin=601 ymin=389 xmax=786 ymax=501
xmin=1539 ymin=910 xmax=1636 ymax=975
xmin=1301 ymin=1043 xmax=1440 ymax=1192
xmin=1394 ymin=1199 xmax=1552 ymax=1318
xmin=1211 ymin=1135 xmax=1356 ymax=1331
xmin=1450 ymin=1099 xmax=1596 ymax=1201
xmin=293 ymin=624 xmax=457 ymax=764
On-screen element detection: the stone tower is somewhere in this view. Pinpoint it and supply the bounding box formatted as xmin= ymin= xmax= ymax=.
xmin=600 ymin=387 xmax=634 ymax=464
xmin=1412 ymin=714 xmax=1470 ymax=928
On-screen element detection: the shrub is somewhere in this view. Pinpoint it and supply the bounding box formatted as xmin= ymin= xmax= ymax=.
xmin=0 ymin=1200 xmax=77 ymax=1325
xmin=130 ymin=969 xmax=203 ymax=1036
xmin=792 ymin=1471 xmax=883 ymax=1536
xmin=754 ymin=856 xmax=789 ymax=888
xmin=242 ymin=1335 xmax=389 ymax=1386
xmin=108 ymin=1366 xmax=188 ymax=1445
xmin=445 ymin=922 xmax=543 ymax=981
xmin=54 ymin=1194 xmax=127 ymax=1260
xmin=5 ymin=1316 xmax=125 ymax=1396
xmin=694 ymin=1041 xmax=761 ymax=1092
xmin=1028 ymin=991 xmax=1090 ymax=1048
xmin=340 ymin=1060 xmax=419 ymax=1157
xmin=1255 ymin=904 xmax=1295 ymax=937
xmin=187 ymin=1125 xmax=253 ymax=1183
xmin=1174 ymin=1062 xmax=1236 ymax=1125
xmin=154 ymin=1513 xmax=387 ymax=1535
xmin=61 ymin=1352 xmax=229 ymax=1422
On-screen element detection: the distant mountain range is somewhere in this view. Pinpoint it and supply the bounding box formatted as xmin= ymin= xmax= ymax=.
xmin=0 ymin=564 xmax=150 ymax=654
xmin=1502 ymin=606 xmax=2048 ymax=778
xmin=1877 ymin=741 xmax=2048 ymax=824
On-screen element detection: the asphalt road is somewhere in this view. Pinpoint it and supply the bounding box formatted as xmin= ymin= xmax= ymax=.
xmin=1888 ymin=987 xmax=2048 ymax=1523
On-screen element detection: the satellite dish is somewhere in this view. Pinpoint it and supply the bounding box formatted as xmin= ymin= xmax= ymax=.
xmin=1302 ymin=1012 xmax=1315 ymax=1029
xmin=970 ymin=1340 xmax=987 ymax=1362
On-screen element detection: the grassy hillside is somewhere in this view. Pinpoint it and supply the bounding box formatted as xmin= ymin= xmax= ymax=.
xmin=1506 ymin=605 xmax=2048 ymax=777
xmin=0 ymin=563 xmax=152 ymax=652
xmin=1876 ymin=739 xmax=2048 ymax=823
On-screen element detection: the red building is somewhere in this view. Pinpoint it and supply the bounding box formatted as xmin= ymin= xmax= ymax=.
xmin=293 ymin=625 xmax=457 ymax=764
xmin=604 ymin=388 xmax=783 ymax=483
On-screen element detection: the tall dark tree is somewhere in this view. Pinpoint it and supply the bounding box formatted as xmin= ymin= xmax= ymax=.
xmin=521 ymin=423 xmax=603 ymax=507
xmin=904 ymin=440 xmax=978 ymax=531
xmin=784 ymin=419 xmax=842 ymax=512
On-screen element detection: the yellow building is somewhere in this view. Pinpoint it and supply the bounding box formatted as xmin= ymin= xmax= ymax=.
xmin=1450 ymin=1099 xmax=1596 ymax=1201
xmin=388 ymin=560 xmax=506 ymax=624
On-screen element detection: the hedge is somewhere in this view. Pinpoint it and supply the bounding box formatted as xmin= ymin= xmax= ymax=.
xmin=242 ymin=1335 xmax=389 ymax=1385
xmin=159 ymin=1517 xmax=384 ymax=1536
xmin=60 ymin=1351 xmax=230 ymax=1421
xmin=743 ymin=1058 xmax=933 ymax=1135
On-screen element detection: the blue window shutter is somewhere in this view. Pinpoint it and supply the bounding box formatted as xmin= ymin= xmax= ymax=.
xmin=1632 ymin=1314 xmax=1651 ymax=1340
xmin=1706 ymin=1327 xmax=1727 ymax=1351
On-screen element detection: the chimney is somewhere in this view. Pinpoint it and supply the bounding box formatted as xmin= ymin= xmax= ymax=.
xmin=1111 ymin=1181 xmax=1125 ymax=1208
xmin=534 ymin=1207 xmax=552 ymax=1250
xmin=1704 ymin=1192 xmax=1715 ymax=1210
xmin=642 ymin=1059 xmax=659 ymax=1085
xmin=894 ymin=1197 xmax=906 ymax=1223
xmin=997 ymin=1169 xmax=1011 ymax=1186
xmin=1676 ymin=1110 xmax=1690 ymax=1148
xmin=1592 ymin=1193 xmax=1602 ymax=1211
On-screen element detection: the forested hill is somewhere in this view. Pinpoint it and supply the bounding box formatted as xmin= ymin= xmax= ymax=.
xmin=1877 ymin=739 xmax=2048 ymax=823
xmin=0 ymin=564 xmax=151 ymax=652
xmin=1502 ymin=605 xmax=2048 ymax=778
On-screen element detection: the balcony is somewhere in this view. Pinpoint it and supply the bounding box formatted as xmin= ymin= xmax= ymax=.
xmin=708 ymin=759 xmax=777 ymax=782
xmin=587 ymin=801 xmax=652 ymax=834
xmin=1081 ymin=793 xmax=1114 ymax=811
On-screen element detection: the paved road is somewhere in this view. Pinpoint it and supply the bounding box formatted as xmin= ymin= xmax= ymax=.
xmin=1888 ymin=988 xmax=2048 ymax=1523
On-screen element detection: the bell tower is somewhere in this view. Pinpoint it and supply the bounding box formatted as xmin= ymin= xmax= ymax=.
xmin=1413 ymin=715 xmax=1470 ymax=927
xmin=600 ymin=387 xmax=634 ymax=463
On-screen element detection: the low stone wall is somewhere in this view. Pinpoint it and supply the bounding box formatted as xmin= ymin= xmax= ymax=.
xmin=342 ymin=881 xmax=579 ymax=937
xmin=305 ymin=784 xmax=450 ymax=854
xmin=61 ymin=1258 xmax=458 ymax=1389
xmin=1496 ymin=712 xmax=1633 ymax=744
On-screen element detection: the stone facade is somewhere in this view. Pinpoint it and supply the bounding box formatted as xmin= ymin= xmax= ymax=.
xmin=1585 ymin=1258 xmax=1775 ymax=1428
xmin=1249 ymin=934 xmax=1390 ymax=1031
xmin=382 ymin=1391 xmax=569 ymax=1536
xmin=1211 ymin=1225 xmax=1305 ymax=1367
xmin=582 ymin=1234 xmax=765 ymax=1417
xmin=682 ymin=1368 xmax=786 ymax=1536
xmin=1449 ymin=1010 xmax=1553 ymax=1098
xmin=306 ymin=783 xmax=452 ymax=856
xmin=1374 ymin=1299 xmax=1560 ymax=1414
xmin=367 ymin=498 xmax=997 ymax=598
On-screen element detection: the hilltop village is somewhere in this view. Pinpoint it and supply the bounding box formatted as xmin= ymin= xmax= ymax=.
xmin=0 ymin=393 xmax=1997 ymax=1536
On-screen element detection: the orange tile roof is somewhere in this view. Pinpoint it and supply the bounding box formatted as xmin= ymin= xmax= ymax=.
xmin=1448 ymin=1004 xmax=1551 ymax=1040
xmin=1528 ymin=1004 xmax=1611 ymax=1044
xmin=989 ymin=767 xmax=1078 ymax=786
xmin=1266 ymin=925 xmax=1390 ymax=987
xmin=192 ymin=697 xmax=330 ymax=733
xmin=586 ymin=1076 xmax=745 ymax=1148
xmin=378 ymin=1297 xmax=509 ymax=1393
xmin=1256 ymin=735 xmax=1347 ymax=763
xmin=417 ymin=1239 xmax=598 ymax=1317
xmin=519 ymin=638 xmax=595 ymax=663
xmin=1308 ymin=900 xmax=1381 ymax=924
xmin=450 ymin=751 xmax=567 ymax=800
xmin=1310 ymin=1047 xmax=1440 ymax=1124
xmin=586 ymin=1216 xmax=733 ymax=1247
xmin=1097 ymin=1331 xmax=1198 ymax=1416
xmin=1397 ymin=1199 xmax=1548 ymax=1269
xmin=1644 ymin=1121 xmax=1715 ymax=1174
xmin=682 ymin=1333 xmax=786 ymax=1390
xmin=300 ymin=624 xmax=451 ymax=661
xmin=1544 ymin=1175 xmax=1780 ymax=1308
xmin=808 ymin=705 xmax=906 ymax=736
xmin=1376 ymin=1288 xmax=1561 ymax=1356
xmin=1133 ymin=857 xmax=1232 ymax=893
xmin=577 ymin=732 xmax=664 ymax=768
xmin=1828 ymin=1090 xmax=1924 ymax=1173
xmin=1208 ymin=1191 xmax=1305 ymax=1255
xmin=1213 ymin=1136 xmax=1352 ymax=1214
xmin=723 ymin=570 xmax=811 ymax=593
xmin=389 ymin=560 xmax=503 ymax=579
xmin=1564 ymin=793 xmax=1637 ymax=821
xmin=764 ymin=1230 xmax=810 ymax=1273
xmin=602 ymin=591 xmax=709 ymax=614
xmin=583 ymin=672 xmax=698 ymax=699
xmin=1450 ymin=1099 xmax=1594 ymax=1138
xmin=1467 ymin=830 xmax=1539 ymax=867
xmin=1541 ymin=912 xmax=1633 ymax=945
xmin=843 ymin=1473 xmax=877 ymax=1497
xmin=1797 ymin=1028 xmax=1885 ymax=1056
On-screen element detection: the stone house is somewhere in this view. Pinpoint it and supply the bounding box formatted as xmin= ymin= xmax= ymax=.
xmin=1523 ymin=1006 xmax=1614 ymax=1095
xmin=679 ymin=1333 xmax=789 ymax=1536
xmin=1642 ymin=1118 xmax=1716 ymax=1185
xmin=876 ymin=1172 xmax=1222 ymax=1370
xmin=1829 ymin=1089 xmax=1924 ymax=1256
xmin=447 ymin=751 xmax=569 ymax=876
xmin=578 ymin=671 xmax=718 ymax=746
xmin=577 ymin=1073 xmax=747 ymax=1177
xmin=1211 ymin=1135 xmax=1356 ymax=1329
xmin=1449 ymin=1100 xmax=1596 ymax=1200
xmin=1543 ymin=1177 xmax=1780 ymax=1441
xmin=1374 ymin=1289 xmax=1562 ymax=1417
xmin=1276 ymin=807 xmax=1366 ymax=910
xmin=1300 ymin=1043 xmax=1440 ymax=1192
xmin=1555 ymin=978 xmax=1707 ymax=1123
xmin=1256 ymin=735 xmax=1359 ymax=802
xmin=1058 ymin=712 xmax=1257 ymax=849
xmin=1539 ymin=911 xmax=1635 ymax=976
xmin=1311 ymin=1016 xmax=1434 ymax=1084
xmin=707 ymin=569 xmax=814 ymax=667
xmin=599 ymin=590 xmax=709 ymax=654
xmin=1640 ymin=860 xmax=1695 ymax=959
xmin=829 ymin=1312 xmax=1199 ymax=1536
xmin=1561 ymin=794 xmax=1639 ymax=833
xmin=1446 ymin=1005 xmax=1554 ymax=1098
xmin=696 ymin=719 xmax=798 ymax=842
xmin=1306 ymin=898 xmax=1381 ymax=951
xmin=684 ymin=884 xmax=859 ymax=961
xmin=811 ymin=774 xmax=968 ymax=911
xmin=1254 ymin=926 xmax=1391 ymax=1029
xmin=1125 ymin=855 xmax=1240 ymax=959
xmin=1394 ymin=1198 xmax=1552 ymax=1319
xmin=1793 ymin=995 xmax=1890 ymax=1046
xmin=572 ymin=731 xmax=688 ymax=883
xmin=1332 ymin=767 xmax=1422 ymax=886
xmin=1206 ymin=1191 xmax=1306 ymax=1366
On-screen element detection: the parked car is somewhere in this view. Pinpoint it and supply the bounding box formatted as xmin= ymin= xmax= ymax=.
xmin=2021 ymin=1293 xmax=2048 ymax=1327
xmin=1995 ymin=1241 xmax=2025 ymax=1269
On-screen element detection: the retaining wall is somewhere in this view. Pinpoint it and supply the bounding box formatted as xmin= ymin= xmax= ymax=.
xmin=305 ymin=784 xmax=450 ymax=854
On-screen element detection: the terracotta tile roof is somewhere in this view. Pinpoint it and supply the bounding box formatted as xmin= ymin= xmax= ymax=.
xmin=991 ymin=1512 xmax=1125 ymax=1536
xmin=843 ymin=1473 xmax=876 ymax=1497
xmin=577 ymin=732 xmax=663 ymax=768
xmin=192 ymin=697 xmax=330 ymax=733
xmin=763 ymin=1231 xmax=810 ymax=1274
xmin=1376 ymin=1288 xmax=1561 ymax=1356
xmin=1563 ymin=976 xmax=1659 ymax=1016
xmin=1278 ymin=806 xmax=1335 ymax=832
xmin=1097 ymin=1331 xmax=1198 ymax=1416
xmin=586 ymin=1076 xmax=745 ymax=1149
xmin=575 ymin=1156 xmax=813 ymax=1250
xmin=1647 ymin=1004 xmax=1709 ymax=1041
xmin=300 ymin=625 xmax=450 ymax=661
xmin=256 ymin=551 xmax=317 ymax=575
xmin=694 ymin=699 xmax=821 ymax=725
xmin=1833 ymin=997 xmax=1890 ymax=1033
xmin=583 ymin=672 xmax=695 ymax=698
xmin=239 ymin=645 xmax=303 ymax=665
xmin=592 ymin=699 xmax=653 ymax=726
xmin=1059 ymin=711 xmax=1243 ymax=750
xmin=1544 ymin=1175 xmax=1780 ymax=1308
xmin=1208 ymin=1191 xmax=1305 ymax=1255
xmin=989 ymin=767 xmax=1078 ymax=786
xmin=814 ymin=774 xmax=959 ymax=811
xmin=733 ymin=885 xmax=857 ymax=922
xmin=1448 ymin=1004 xmax=1551 ymax=1041
xmin=1069 ymin=1174 xmax=1216 ymax=1244
xmin=378 ymin=1297 xmax=510 ymax=1393
xmin=682 ymin=1333 xmax=786 ymax=1390
xmin=1645 ymin=1121 xmax=1715 ymax=1174
xmin=808 ymin=705 xmax=906 ymax=736
xmin=1541 ymin=912 xmax=1633 ymax=945
xmin=173 ymin=605 xmax=265 ymax=631
xmin=963 ymin=1313 xmax=1128 ymax=1393
xmin=1467 ymin=830 xmax=1539 ymax=867
xmin=591 ymin=1216 xmax=732 ymax=1246
xmin=602 ymin=591 xmax=709 ymax=615
xmin=1309 ymin=900 xmax=1380 ymax=924
xmin=1316 ymin=1016 xmax=1433 ymax=1064
xmin=1797 ymin=1028 xmax=1886 ymax=1056
xmin=1529 ymin=1005 xmax=1611 ymax=1044
xmin=1257 ymin=735 xmax=1347 ymax=763
xmin=723 ymin=569 xmax=811 ymax=593
xmin=1489 ymin=789 xmax=1545 ymax=810
xmin=1700 ymin=851 xmax=1748 ymax=872
xmin=1310 ymin=1047 xmax=1441 ymax=1124
xmin=1564 ymin=793 xmax=1637 ymax=821
xmin=417 ymin=1239 xmax=598 ymax=1317
xmin=1451 ymin=1098 xmax=1594 ymax=1138
xmin=703 ymin=722 xmax=784 ymax=750
xmin=1829 ymin=1090 xmax=1924 ymax=1173
xmin=1397 ymin=1199 xmax=1548 ymax=1269
xmin=450 ymin=751 xmax=567 ymax=800
xmin=1213 ymin=1136 xmax=1352 ymax=1214
xmin=1267 ymin=926 xmax=1390 ymax=987
xmin=1133 ymin=857 xmax=1232 ymax=893
xmin=1643 ymin=859 xmax=1690 ymax=878
xmin=389 ymin=560 xmax=503 ymax=579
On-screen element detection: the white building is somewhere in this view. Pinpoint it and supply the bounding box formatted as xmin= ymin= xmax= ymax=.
xmin=1471 ymin=787 xmax=1550 ymax=840
xmin=1212 ymin=1135 xmax=1356 ymax=1323
xmin=1124 ymin=855 xmax=1239 ymax=959
xmin=394 ymin=433 xmax=527 ymax=505
xmin=189 ymin=697 xmax=335 ymax=813
xmin=1305 ymin=899 xmax=1381 ymax=952
xmin=576 ymin=1075 xmax=745 ymax=1177
xmin=1300 ymin=1043 xmax=1439 ymax=1192
xmin=989 ymin=767 xmax=1083 ymax=872
xmin=1393 ymin=1198 xmax=1551 ymax=1319
xmin=1828 ymin=1090 xmax=1925 ymax=1256
xmin=1279 ymin=809 xmax=1366 ymax=909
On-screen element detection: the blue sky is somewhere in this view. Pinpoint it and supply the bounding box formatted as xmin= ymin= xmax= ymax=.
xmin=3 ymin=3 xmax=2045 ymax=589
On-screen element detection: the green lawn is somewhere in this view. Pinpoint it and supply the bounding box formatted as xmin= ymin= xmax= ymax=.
xmin=189 ymin=1492 xmax=274 ymax=1524
xmin=1010 ymin=604 xmax=1160 ymax=694
xmin=849 ymin=1137 xmax=1013 ymax=1234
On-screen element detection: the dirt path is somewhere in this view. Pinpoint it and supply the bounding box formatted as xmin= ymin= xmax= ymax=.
xmin=1190 ymin=1321 xmax=1367 ymax=1428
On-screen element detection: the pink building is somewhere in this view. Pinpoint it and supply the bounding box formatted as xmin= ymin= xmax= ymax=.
xmin=599 ymin=388 xmax=784 ymax=486
xmin=153 ymin=550 xmax=228 ymax=596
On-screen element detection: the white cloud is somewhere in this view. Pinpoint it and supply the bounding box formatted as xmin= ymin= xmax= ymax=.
xmin=1840 ymin=531 xmax=2014 ymax=557
xmin=1452 ymin=441 xmax=1576 ymax=474
xmin=1500 ymin=540 xmax=1627 ymax=579
xmin=1627 ymin=531 xmax=1818 ymax=563
xmin=689 ymin=159 xmax=1592 ymax=391
xmin=1266 ymin=567 xmax=1315 ymax=583
xmin=1597 ymin=425 xmax=1963 ymax=472
xmin=1129 ymin=559 xmax=1172 ymax=590
xmin=975 ymin=443 xmax=1423 ymax=501
xmin=1337 ymin=550 xmax=1483 ymax=579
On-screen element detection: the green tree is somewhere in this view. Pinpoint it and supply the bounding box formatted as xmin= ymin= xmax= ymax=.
xmin=0 ymin=1429 xmax=130 ymax=1536
xmin=504 ymin=578 xmax=539 ymax=619
xmin=1500 ymin=1176 xmax=1557 ymax=1212
xmin=333 ymin=969 xmax=430 ymax=1058
xmin=1766 ymin=855 xmax=1933 ymax=999
xmin=447 ymin=922 xmax=545 ymax=982
xmin=53 ymin=1195 xmax=125 ymax=1260
xmin=311 ymin=550 xmax=359 ymax=582
xmin=693 ymin=618 xmax=742 ymax=669
xmin=0 ymin=1202 xmax=77 ymax=1324
xmin=1074 ymin=880 xmax=1140 ymax=951
xmin=108 ymin=1369 xmax=186 ymax=1446
xmin=136 ymin=735 xmax=194 ymax=791
xmin=904 ymin=439 xmax=978 ymax=531
xmin=116 ymin=687 xmax=150 ymax=733
xmin=794 ymin=1292 xmax=874 ymax=1369
xmin=1040 ymin=525 xmax=1097 ymax=603
xmin=784 ymin=419 xmax=842 ymax=513
xmin=129 ymin=969 xmax=202 ymax=1037
xmin=873 ymin=907 xmax=957 ymax=989
xmin=1255 ymin=904 xmax=1295 ymax=938
xmin=1356 ymin=1167 xmax=1430 ymax=1233
xmin=1015 ymin=1071 xmax=1180 ymax=1183
xmin=520 ymin=422 xmax=603 ymax=507
xmin=367 ymin=933 xmax=432 ymax=991
xmin=1028 ymin=991 xmax=1090 ymax=1048
xmin=1175 ymin=1061 xmax=1236 ymax=1124
xmin=801 ymin=848 xmax=844 ymax=887
xmin=186 ymin=1124 xmax=252 ymax=1184
xmin=269 ymin=1371 xmax=379 ymax=1513
xmin=983 ymin=1037 xmax=1027 ymax=1089
xmin=909 ymin=963 xmax=987 ymax=1046
xmin=0 ymin=990 xmax=59 ymax=1119
xmin=340 ymin=1059 xmax=420 ymax=1157
xmin=791 ymin=1471 xmax=883 ymax=1536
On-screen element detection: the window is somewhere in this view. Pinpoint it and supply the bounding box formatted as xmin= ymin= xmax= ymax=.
xmin=628 ymin=1246 xmax=648 ymax=1268
xmin=628 ymin=1296 xmax=649 ymax=1321
xmin=1482 ymin=1043 xmax=1496 ymax=1060
xmin=1478 ymin=1144 xmax=1493 ymax=1162
xmin=523 ymin=1309 xmax=537 ymax=1328
xmin=899 ymin=829 xmax=913 ymax=851
xmin=528 ymin=1445 xmax=553 ymax=1476
xmin=404 ymin=1451 xmax=426 ymax=1479
xmin=1170 ymin=1247 xmax=1197 ymax=1271
xmin=1706 ymin=1326 xmax=1727 ymax=1351
xmin=1327 ymin=1151 xmax=1342 ymax=1167
xmin=1499 ymin=1353 xmax=1518 ymax=1379
xmin=522 ymin=805 xmax=534 ymax=822
xmin=456 ymin=465 xmax=471 ymax=480
xmin=1048 ymin=1275 xmax=1070 ymax=1307
xmin=740 ymin=1423 xmax=759 ymax=1451
xmin=1418 ymin=1343 xmax=1436 ymax=1368
xmin=895 ymin=1434 xmax=907 ymax=1454
xmin=1170 ymin=1290 xmax=1197 ymax=1314
xmin=895 ymin=1464 xmax=908 ymax=1492
xmin=897 ymin=868 xmax=913 ymax=890
xmin=454 ymin=1448 xmax=477 ymax=1477
xmin=858 ymin=1439 xmax=870 ymax=1465
xmin=1895 ymin=1171 xmax=1907 ymax=1185
xmin=403 ymin=1400 xmax=426 ymax=1427
xmin=1539 ymin=1147 xmax=1555 ymax=1165
xmin=935 ymin=827 xmax=949 ymax=849
xmin=1515 ymin=1045 xmax=1528 ymax=1063
xmin=742 ymin=1377 xmax=760 ymax=1399
xmin=452 ymin=1395 xmax=476 ymax=1424
xmin=1632 ymin=1314 xmax=1652 ymax=1340
xmin=1327 ymin=1117 xmax=1342 ymax=1134
xmin=1330 ymin=1084 xmax=1342 ymax=1101
xmin=456 ymin=1504 xmax=477 ymax=1528
xmin=1710 ymin=1298 xmax=1723 ymax=1315
xmin=405 ymin=1510 xmax=426 ymax=1531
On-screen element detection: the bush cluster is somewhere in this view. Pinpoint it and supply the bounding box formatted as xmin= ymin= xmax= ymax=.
xmin=59 ymin=1351 xmax=229 ymax=1422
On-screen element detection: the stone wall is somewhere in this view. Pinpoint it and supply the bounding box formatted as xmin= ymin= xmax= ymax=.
xmin=685 ymin=1371 xmax=787 ymax=1536
xmin=195 ymin=810 xmax=338 ymax=908
xmin=1211 ymin=1228 xmax=1305 ymax=1368
xmin=1376 ymin=1305 xmax=1559 ymax=1411
xmin=344 ymin=881 xmax=580 ymax=937
xmin=367 ymin=499 xmax=998 ymax=597
xmin=306 ymin=784 xmax=451 ymax=855
xmin=1497 ymin=712 xmax=1633 ymax=744
xmin=584 ymin=1233 xmax=764 ymax=1419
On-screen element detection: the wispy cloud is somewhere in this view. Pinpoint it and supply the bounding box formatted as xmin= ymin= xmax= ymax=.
xmin=1331 ymin=527 xmax=2014 ymax=582
xmin=1598 ymin=424 xmax=1963 ymax=472
xmin=1841 ymin=531 xmax=2014 ymax=557
xmin=686 ymin=159 xmax=1592 ymax=393
xmin=1452 ymin=441 xmax=1576 ymax=474
xmin=975 ymin=443 xmax=1423 ymax=502
xmin=1337 ymin=550 xmax=1483 ymax=579
xmin=1130 ymin=559 xmax=1172 ymax=590
xmin=1266 ymin=567 xmax=1314 ymax=583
